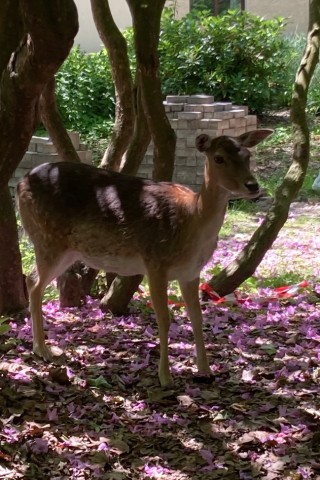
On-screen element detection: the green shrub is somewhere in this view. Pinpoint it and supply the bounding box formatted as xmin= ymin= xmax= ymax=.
xmin=55 ymin=47 xmax=115 ymax=139
xmin=158 ymin=9 xmax=297 ymax=113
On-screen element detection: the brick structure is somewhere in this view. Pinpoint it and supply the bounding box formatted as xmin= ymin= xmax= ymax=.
xmin=138 ymin=95 xmax=257 ymax=192
xmin=9 ymin=132 xmax=92 ymax=196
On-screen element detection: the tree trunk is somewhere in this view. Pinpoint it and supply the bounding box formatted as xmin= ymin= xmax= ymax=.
xmin=0 ymin=0 xmax=78 ymax=314
xmin=127 ymin=0 xmax=176 ymax=182
xmin=40 ymin=76 xmax=81 ymax=163
xmin=209 ymin=1 xmax=320 ymax=296
xmin=0 ymin=187 xmax=27 ymax=313
xmin=91 ymin=0 xmax=135 ymax=171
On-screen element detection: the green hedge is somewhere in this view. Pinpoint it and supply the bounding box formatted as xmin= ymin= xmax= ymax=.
xmin=55 ymin=47 xmax=115 ymax=139
xmin=158 ymin=9 xmax=297 ymax=113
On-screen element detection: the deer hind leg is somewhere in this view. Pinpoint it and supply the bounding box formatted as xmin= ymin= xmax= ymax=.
xmin=179 ymin=278 xmax=211 ymax=376
xmin=147 ymin=270 xmax=173 ymax=387
xmin=27 ymin=249 xmax=76 ymax=361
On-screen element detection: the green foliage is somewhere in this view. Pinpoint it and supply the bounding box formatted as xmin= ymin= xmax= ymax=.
xmin=0 ymin=316 xmax=11 ymax=335
xmin=55 ymin=47 xmax=115 ymax=139
xmin=158 ymin=9 xmax=297 ymax=113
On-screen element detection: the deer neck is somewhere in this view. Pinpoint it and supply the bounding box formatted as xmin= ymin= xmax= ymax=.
xmin=197 ymin=161 xmax=229 ymax=227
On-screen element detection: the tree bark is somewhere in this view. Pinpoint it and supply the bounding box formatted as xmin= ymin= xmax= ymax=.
xmin=0 ymin=187 xmax=27 ymax=312
xmin=127 ymin=0 xmax=176 ymax=181
xmin=0 ymin=0 xmax=78 ymax=314
xmin=209 ymin=0 xmax=320 ymax=296
xmin=40 ymin=76 xmax=81 ymax=163
xmin=91 ymin=0 xmax=135 ymax=171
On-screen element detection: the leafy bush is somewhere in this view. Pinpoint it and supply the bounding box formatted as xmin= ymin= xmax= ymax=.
xmin=158 ymin=9 xmax=297 ymax=113
xmin=55 ymin=47 xmax=115 ymax=139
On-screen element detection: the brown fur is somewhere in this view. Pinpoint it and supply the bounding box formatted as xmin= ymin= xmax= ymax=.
xmin=17 ymin=129 xmax=273 ymax=387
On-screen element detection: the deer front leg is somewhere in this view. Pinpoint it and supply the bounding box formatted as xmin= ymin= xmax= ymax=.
xmin=27 ymin=271 xmax=53 ymax=361
xmin=148 ymin=270 xmax=173 ymax=387
xmin=179 ymin=278 xmax=211 ymax=376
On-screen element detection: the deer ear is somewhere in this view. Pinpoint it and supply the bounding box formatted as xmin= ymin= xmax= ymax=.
xmin=196 ymin=134 xmax=212 ymax=152
xmin=237 ymin=129 xmax=273 ymax=148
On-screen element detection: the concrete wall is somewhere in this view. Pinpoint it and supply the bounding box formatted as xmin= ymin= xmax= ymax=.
xmin=74 ymin=0 xmax=188 ymax=52
xmin=246 ymin=0 xmax=308 ymax=35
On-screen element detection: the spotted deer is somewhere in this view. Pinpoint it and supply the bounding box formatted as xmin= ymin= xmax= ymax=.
xmin=17 ymin=129 xmax=273 ymax=387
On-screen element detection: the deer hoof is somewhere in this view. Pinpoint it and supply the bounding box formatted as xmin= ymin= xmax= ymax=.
xmin=33 ymin=343 xmax=63 ymax=362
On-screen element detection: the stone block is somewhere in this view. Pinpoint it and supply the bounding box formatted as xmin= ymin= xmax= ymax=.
xmin=222 ymin=128 xmax=236 ymax=136
xmin=175 ymin=156 xmax=187 ymax=166
xmin=79 ymin=142 xmax=88 ymax=151
xmin=203 ymin=113 xmax=214 ymax=119
xmin=245 ymin=115 xmax=257 ymax=126
xmin=229 ymin=118 xmax=237 ymax=128
xmin=171 ymin=104 xmax=184 ymax=112
xmin=203 ymin=104 xmax=220 ymax=112
xmin=67 ymin=131 xmax=80 ymax=150
xmin=187 ymin=95 xmax=214 ymax=104
xmin=175 ymin=167 xmax=196 ymax=184
xmin=15 ymin=168 xmax=29 ymax=179
xmin=214 ymin=111 xmax=233 ymax=120
xmin=234 ymin=127 xmax=246 ymax=136
xmin=186 ymin=136 xmax=197 ymax=148
xmin=178 ymin=111 xmax=203 ymax=120
xmin=145 ymin=155 xmax=154 ymax=165
xmin=175 ymin=148 xmax=190 ymax=157
xmin=236 ymin=117 xmax=247 ymax=127
xmin=233 ymin=105 xmax=249 ymax=115
xmin=176 ymin=138 xmax=187 ymax=148
xmin=186 ymin=155 xmax=197 ymax=166
xmin=177 ymin=119 xmax=189 ymax=129
xmin=36 ymin=142 xmax=56 ymax=154
xmin=198 ymin=119 xmax=222 ymax=129
xmin=77 ymin=150 xmax=92 ymax=164
xmin=214 ymin=102 xmax=232 ymax=111
xmin=184 ymin=104 xmax=204 ymax=112
xmin=232 ymin=109 xmax=246 ymax=118
xmin=196 ymin=129 xmax=224 ymax=138
xmin=31 ymin=136 xmax=50 ymax=144
xmin=28 ymin=142 xmax=36 ymax=152
xmin=19 ymin=153 xmax=34 ymax=168
xmin=170 ymin=119 xmax=178 ymax=129
xmin=166 ymin=95 xmax=189 ymax=103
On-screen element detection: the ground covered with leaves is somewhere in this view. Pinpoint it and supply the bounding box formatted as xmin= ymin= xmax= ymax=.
xmin=1 ymin=201 xmax=320 ymax=480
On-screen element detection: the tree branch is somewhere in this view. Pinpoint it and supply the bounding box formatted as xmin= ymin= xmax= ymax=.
xmin=209 ymin=0 xmax=320 ymax=296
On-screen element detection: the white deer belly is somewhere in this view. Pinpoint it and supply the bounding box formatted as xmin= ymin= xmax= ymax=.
xmin=79 ymin=253 xmax=146 ymax=276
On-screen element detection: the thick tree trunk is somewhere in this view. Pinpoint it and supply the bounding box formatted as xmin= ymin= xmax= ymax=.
xmin=40 ymin=76 xmax=81 ymax=163
xmin=209 ymin=2 xmax=320 ymax=296
xmin=0 ymin=187 xmax=27 ymax=312
xmin=0 ymin=0 xmax=78 ymax=314
xmin=127 ymin=0 xmax=176 ymax=181
xmin=121 ymin=76 xmax=151 ymax=175
xmin=91 ymin=0 xmax=135 ymax=170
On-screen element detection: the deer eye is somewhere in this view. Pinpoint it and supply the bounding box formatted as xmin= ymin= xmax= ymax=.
xmin=214 ymin=155 xmax=224 ymax=164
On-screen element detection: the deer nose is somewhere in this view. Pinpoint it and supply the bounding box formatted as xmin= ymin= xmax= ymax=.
xmin=245 ymin=181 xmax=260 ymax=194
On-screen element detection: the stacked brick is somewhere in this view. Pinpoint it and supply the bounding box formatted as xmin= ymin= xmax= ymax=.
xmin=9 ymin=132 xmax=92 ymax=196
xmin=138 ymin=95 xmax=257 ymax=192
